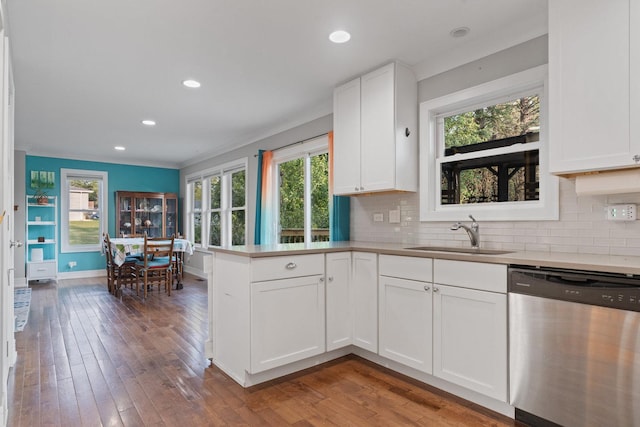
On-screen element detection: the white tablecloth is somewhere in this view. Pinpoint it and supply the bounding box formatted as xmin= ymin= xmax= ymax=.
xmin=109 ymin=237 xmax=193 ymax=266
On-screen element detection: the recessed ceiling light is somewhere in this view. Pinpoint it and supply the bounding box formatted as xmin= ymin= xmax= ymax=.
xmin=141 ymin=119 xmax=156 ymax=126
xmin=450 ymin=27 xmax=470 ymax=38
xmin=114 ymin=146 xmax=126 ymax=151
xmin=329 ymin=30 xmax=351 ymax=44
xmin=182 ymin=79 xmax=201 ymax=88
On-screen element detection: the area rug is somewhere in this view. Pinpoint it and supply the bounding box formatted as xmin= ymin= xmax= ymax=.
xmin=14 ymin=288 xmax=31 ymax=332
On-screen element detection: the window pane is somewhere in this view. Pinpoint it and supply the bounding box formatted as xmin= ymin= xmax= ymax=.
xmin=441 ymin=150 xmax=540 ymax=204
xmin=68 ymin=178 xmax=101 ymax=245
xmin=193 ymin=181 xmax=202 ymax=211
xmin=209 ymin=212 xmax=220 ymax=246
xmin=444 ymin=95 xmax=540 ymax=154
xmin=210 ymin=176 xmax=221 ymax=210
xmin=231 ymin=170 xmax=245 ymax=208
xmin=279 ymin=158 xmax=305 ymax=243
xmin=232 ymin=210 xmax=245 ymax=245
xmin=311 ymin=153 xmax=329 ymax=242
xmin=194 ymin=213 xmax=202 ymax=245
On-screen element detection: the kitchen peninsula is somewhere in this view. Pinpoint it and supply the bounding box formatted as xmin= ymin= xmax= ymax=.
xmin=206 ymin=242 xmax=640 ymax=418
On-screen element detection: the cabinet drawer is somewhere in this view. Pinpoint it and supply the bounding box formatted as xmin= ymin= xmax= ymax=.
xmin=379 ymin=255 xmax=432 ymax=281
xmin=433 ymin=259 xmax=506 ymax=293
xmin=251 ymin=254 xmax=324 ymax=282
xmin=28 ymin=261 xmax=57 ymax=279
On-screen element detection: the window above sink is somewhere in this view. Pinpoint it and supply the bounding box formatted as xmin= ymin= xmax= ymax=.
xmin=419 ymin=65 xmax=558 ymax=222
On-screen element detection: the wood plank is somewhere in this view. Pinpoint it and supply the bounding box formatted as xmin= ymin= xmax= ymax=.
xmin=8 ymin=276 xmax=517 ymax=426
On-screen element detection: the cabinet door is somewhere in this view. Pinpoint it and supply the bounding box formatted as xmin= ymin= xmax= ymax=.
xmin=379 ymin=276 xmax=432 ymax=373
xmin=360 ymin=63 xmax=396 ymax=192
xmin=352 ymin=251 xmax=378 ymax=352
xmin=250 ymin=275 xmax=325 ymax=373
xmin=433 ymin=284 xmax=507 ymax=402
xmin=326 ymin=252 xmax=352 ymax=351
xmin=117 ymin=193 xmax=134 ymax=237
xmin=549 ymin=0 xmax=634 ymax=173
xmin=165 ymin=195 xmax=177 ymax=237
xmin=333 ymin=77 xmax=362 ymax=195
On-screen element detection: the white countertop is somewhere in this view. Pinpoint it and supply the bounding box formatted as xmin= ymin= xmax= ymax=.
xmin=209 ymin=241 xmax=640 ymax=276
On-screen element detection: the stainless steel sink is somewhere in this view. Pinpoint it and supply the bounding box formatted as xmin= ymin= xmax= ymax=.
xmin=404 ymin=246 xmax=513 ymax=255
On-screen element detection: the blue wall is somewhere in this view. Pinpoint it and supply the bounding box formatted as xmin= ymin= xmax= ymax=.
xmin=25 ymin=156 xmax=180 ymax=273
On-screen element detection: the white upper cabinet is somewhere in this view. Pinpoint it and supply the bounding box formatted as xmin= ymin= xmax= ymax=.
xmin=549 ymin=0 xmax=640 ymax=174
xmin=333 ymin=62 xmax=418 ymax=195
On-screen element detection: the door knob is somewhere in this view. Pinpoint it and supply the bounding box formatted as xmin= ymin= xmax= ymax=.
xmin=10 ymin=240 xmax=23 ymax=248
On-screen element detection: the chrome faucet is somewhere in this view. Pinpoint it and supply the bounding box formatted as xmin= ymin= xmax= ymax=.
xmin=451 ymin=215 xmax=480 ymax=248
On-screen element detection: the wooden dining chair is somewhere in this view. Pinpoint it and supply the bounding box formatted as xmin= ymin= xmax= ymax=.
xmin=134 ymin=235 xmax=175 ymax=298
xmin=104 ymin=233 xmax=137 ymax=296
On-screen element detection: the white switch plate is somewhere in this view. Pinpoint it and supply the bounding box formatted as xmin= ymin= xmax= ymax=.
xmin=373 ymin=213 xmax=384 ymax=222
xmin=389 ymin=209 xmax=400 ymax=224
xmin=606 ymin=204 xmax=637 ymax=221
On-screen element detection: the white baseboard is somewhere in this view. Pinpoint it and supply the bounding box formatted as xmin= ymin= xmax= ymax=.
xmin=14 ymin=277 xmax=27 ymax=288
xmin=57 ymin=269 xmax=105 ymax=280
xmin=184 ymin=265 xmax=207 ymax=279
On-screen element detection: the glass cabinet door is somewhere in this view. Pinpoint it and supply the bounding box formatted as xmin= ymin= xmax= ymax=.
xmin=135 ymin=195 xmax=164 ymax=237
xmin=165 ymin=196 xmax=177 ymax=237
xmin=118 ymin=194 xmax=134 ymax=237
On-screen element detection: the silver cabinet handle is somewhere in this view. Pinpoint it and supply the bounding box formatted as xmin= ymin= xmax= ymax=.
xmin=424 ymin=285 xmax=430 ymax=291
xmin=285 ymin=262 xmax=297 ymax=270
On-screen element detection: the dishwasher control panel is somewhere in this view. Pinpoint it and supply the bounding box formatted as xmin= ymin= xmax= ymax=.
xmin=509 ymin=267 xmax=640 ymax=312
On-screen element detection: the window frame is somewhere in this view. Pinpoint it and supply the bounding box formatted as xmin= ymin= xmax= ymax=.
xmin=419 ymin=65 xmax=558 ymax=221
xmin=271 ymin=135 xmax=329 ymax=243
xmin=60 ymin=168 xmax=108 ymax=253
xmin=185 ymin=158 xmax=247 ymax=248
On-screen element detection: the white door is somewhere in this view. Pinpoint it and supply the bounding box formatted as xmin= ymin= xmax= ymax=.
xmin=0 ymin=32 xmax=16 ymax=425
xmin=433 ymin=284 xmax=508 ymax=402
xmin=378 ymin=276 xmax=432 ymax=373
xmin=250 ymin=275 xmax=325 ymax=373
xmin=351 ymin=251 xmax=377 ymax=352
xmin=333 ymin=77 xmax=361 ymax=195
xmin=360 ymin=63 xmax=396 ymax=192
xmin=325 ymin=252 xmax=351 ymax=351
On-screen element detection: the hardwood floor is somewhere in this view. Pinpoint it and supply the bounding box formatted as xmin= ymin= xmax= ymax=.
xmin=8 ymin=276 xmax=518 ymax=426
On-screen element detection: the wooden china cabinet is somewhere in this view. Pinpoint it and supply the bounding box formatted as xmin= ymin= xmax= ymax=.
xmin=115 ymin=191 xmax=178 ymax=238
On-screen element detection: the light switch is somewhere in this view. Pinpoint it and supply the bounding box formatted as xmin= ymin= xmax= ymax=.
xmin=389 ymin=209 xmax=400 ymax=224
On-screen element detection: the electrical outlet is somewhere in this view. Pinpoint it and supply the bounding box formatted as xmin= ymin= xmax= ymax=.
xmin=389 ymin=209 xmax=400 ymax=224
xmin=373 ymin=213 xmax=384 ymax=222
xmin=68 ymin=261 xmax=77 ymax=268
xmin=606 ymin=204 xmax=637 ymax=221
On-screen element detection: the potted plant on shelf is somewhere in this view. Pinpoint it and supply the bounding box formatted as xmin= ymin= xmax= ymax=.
xmin=33 ymin=187 xmax=49 ymax=205
xmin=30 ymin=170 xmax=54 ymax=205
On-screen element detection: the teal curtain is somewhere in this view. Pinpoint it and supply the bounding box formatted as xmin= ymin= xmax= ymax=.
xmin=330 ymin=195 xmax=350 ymax=241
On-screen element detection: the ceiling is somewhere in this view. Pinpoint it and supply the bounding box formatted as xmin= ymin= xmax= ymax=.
xmin=5 ymin=0 xmax=547 ymax=169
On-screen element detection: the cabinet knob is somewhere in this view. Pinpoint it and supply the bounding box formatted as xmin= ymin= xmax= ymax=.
xmin=328 ymin=276 xmax=334 ymax=282
xmin=285 ymin=262 xmax=297 ymax=270
xmin=423 ymin=285 xmax=430 ymax=291
xmin=360 ymin=186 xmax=364 ymax=191
xmin=405 ymin=127 xmax=410 ymax=137
xmin=634 ymin=155 xmax=640 ymax=163
xmin=433 ymin=287 xmax=440 ymax=293
xmin=355 ymin=187 xmax=359 ymax=191
xmin=319 ymin=277 xmax=324 ymax=283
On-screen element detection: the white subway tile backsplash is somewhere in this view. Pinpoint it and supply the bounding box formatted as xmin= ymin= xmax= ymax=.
xmin=350 ymin=179 xmax=640 ymax=255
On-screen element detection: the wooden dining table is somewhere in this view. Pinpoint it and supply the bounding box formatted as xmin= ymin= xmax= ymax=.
xmin=109 ymin=237 xmax=194 ymax=289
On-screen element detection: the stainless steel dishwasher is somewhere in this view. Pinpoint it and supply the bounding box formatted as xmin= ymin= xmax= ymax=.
xmin=509 ymin=266 xmax=640 ymax=427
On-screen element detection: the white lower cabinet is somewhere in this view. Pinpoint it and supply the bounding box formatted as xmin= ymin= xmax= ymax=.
xmin=378 ymin=275 xmax=433 ymax=373
xmin=352 ymin=251 xmax=378 ymax=352
xmin=251 ymin=274 xmax=326 ymax=373
xmin=432 ymin=260 xmax=508 ymax=402
xmin=326 ymin=252 xmax=352 ymax=351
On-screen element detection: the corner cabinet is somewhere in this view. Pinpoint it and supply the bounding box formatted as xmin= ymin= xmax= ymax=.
xmin=549 ymin=0 xmax=640 ymax=174
xmin=333 ymin=62 xmax=418 ymax=195
xmin=115 ymin=191 xmax=178 ymax=237
xmin=26 ymin=195 xmax=58 ymax=282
